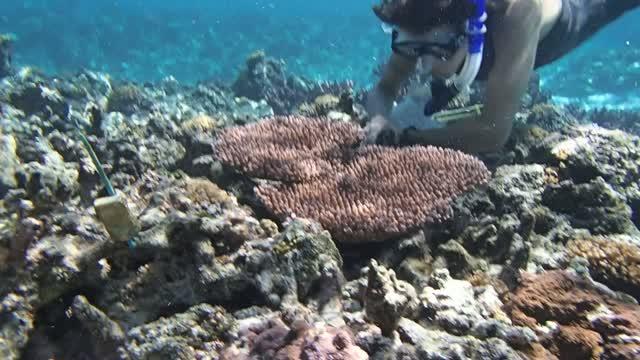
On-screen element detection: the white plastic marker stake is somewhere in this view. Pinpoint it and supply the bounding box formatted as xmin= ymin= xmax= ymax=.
xmin=71 ymin=106 xmax=139 ymax=247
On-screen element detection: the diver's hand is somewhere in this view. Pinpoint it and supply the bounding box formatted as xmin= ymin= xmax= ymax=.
xmin=361 ymin=115 xmax=400 ymax=147
xmin=362 ymin=115 xmax=387 ymax=144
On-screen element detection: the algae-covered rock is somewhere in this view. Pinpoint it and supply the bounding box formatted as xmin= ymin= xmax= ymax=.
xmin=525 ymin=103 xmax=579 ymax=132
xmin=106 ymin=83 xmax=151 ymax=115
xmin=428 ymin=164 xmax=548 ymax=275
xmin=0 ymin=133 xmax=19 ymax=198
xmin=16 ymin=138 xmax=79 ymax=209
xmin=542 ymin=177 xmax=635 ymax=235
xmin=70 ymin=295 xmax=125 ymax=359
xmin=364 ymin=259 xmax=418 ymax=336
xmin=8 ymin=83 xmax=68 ymax=117
xmin=272 ymin=218 xmax=344 ymax=303
xmin=537 ymin=125 xmax=640 ymax=227
xmin=0 ymin=294 xmax=34 ymax=360
xmin=0 ymin=34 xmax=13 ymax=78
xmin=124 ymin=304 xmax=236 ymax=360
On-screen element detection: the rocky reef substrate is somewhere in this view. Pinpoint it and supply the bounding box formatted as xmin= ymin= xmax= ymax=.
xmin=1 ymin=53 xmax=639 ymax=359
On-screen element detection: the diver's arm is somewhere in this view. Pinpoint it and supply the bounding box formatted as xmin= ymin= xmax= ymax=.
xmin=402 ymin=0 xmax=543 ymax=153
xmin=363 ymin=53 xmax=417 ymax=144
xmin=367 ymin=52 xmax=418 ymax=117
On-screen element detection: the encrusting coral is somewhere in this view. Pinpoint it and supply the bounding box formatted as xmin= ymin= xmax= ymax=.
xmin=183 ymin=177 xmax=236 ymax=208
xmin=567 ymin=236 xmax=640 ymax=300
xmin=180 ymin=114 xmax=219 ymax=135
xmin=213 ymin=115 xmax=490 ymax=243
xmin=503 ymin=270 xmax=640 ymax=360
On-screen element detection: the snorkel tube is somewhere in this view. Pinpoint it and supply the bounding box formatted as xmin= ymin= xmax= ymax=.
xmin=424 ymin=0 xmax=487 ymax=116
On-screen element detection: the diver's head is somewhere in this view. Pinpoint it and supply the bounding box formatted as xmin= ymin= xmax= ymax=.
xmin=373 ymin=0 xmax=475 ymax=35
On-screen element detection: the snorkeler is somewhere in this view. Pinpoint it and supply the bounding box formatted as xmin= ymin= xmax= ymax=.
xmin=363 ymin=0 xmax=640 ymax=153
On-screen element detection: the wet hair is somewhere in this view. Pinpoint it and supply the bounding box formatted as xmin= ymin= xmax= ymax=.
xmin=372 ymin=0 xmax=502 ymax=33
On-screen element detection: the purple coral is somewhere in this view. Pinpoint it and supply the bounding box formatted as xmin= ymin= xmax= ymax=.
xmin=223 ymin=317 xmax=368 ymax=360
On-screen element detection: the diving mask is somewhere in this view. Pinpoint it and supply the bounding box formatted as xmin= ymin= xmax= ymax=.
xmin=385 ymin=0 xmax=487 ymax=117
xmin=390 ymin=28 xmax=465 ymax=61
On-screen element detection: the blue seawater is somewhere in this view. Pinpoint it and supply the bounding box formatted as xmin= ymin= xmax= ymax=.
xmin=2 ymin=0 xmax=639 ymax=108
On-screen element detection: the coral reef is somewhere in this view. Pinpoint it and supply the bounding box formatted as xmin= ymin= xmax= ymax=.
xmin=1 ymin=45 xmax=639 ymax=360
xmin=257 ymin=145 xmax=490 ymax=243
xmin=504 ymin=270 xmax=640 ymax=359
xmin=215 ymin=115 xmax=490 ymax=242
xmin=525 ymin=103 xmax=580 ymax=132
xmin=568 ymin=106 xmax=640 ymax=136
xmin=213 ymin=115 xmax=363 ymax=182
xmin=221 ymin=316 xmax=368 ymax=359
xmin=567 ymin=235 xmax=640 ymax=300
xmin=106 ymin=83 xmax=151 ymax=115
xmin=232 ymin=51 xmax=356 ymax=115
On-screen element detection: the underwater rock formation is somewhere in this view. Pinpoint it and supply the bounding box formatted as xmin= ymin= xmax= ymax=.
xmin=232 ymin=50 xmax=355 ymax=115
xmin=342 ymin=267 xmax=537 ymax=359
xmin=427 ymin=164 xmax=551 ymax=278
xmin=537 ymin=125 xmax=640 ymax=228
xmin=524 ymin=103 xmax=580 ymax=132
xmin=0 ymin=34 xmax=13 ymax=78
xmin=426 ymin=122 xmax=640 ymax=283
xmin=70 ymin=295 xmax=125 ymax=358
xmin=0 ymin=133 xmax=19 ymax=198
xmin=364 ymin=260 xmax=418 ymax=336
xmin=8 ymin=82 xmax=68 ymax=119
xmin=91 ymin=179 xmax=345 ymax=328
xmin=0 ymin=171 xmax=347 ymax=359
xmin=106 ymin=83 xmax=152 ymax=115
xmin=123 ymin=303 xmax=236 ymax=360
xmin=0 ymin=294 xmax=34 ymax=360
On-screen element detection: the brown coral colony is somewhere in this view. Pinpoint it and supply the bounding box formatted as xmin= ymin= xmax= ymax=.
xmin=213 ymin=115 xmax=362 ymax=182
xmin=213 ymin=115 xmax=491 ymax=242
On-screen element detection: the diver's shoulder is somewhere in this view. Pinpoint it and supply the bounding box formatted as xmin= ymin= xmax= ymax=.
xmin=497 ymin=0 xmax=545 ymax=10
xmin=489 ymin=0 xmax=544 ymax=18
xmin=515 ymin=0 xmax=546 ymax=12
xmin=500 ymin=0 xmax=545 ymax=18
